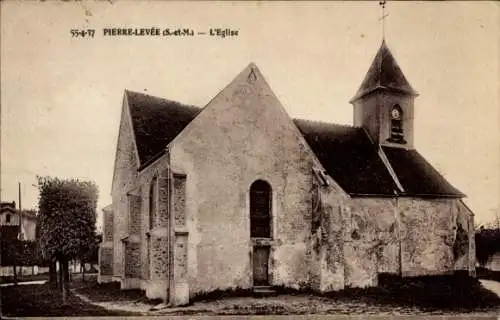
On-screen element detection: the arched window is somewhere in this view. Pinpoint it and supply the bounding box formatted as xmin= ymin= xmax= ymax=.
xmin=250 ymin=180 xmax=272 ymax=238
xmin=149 ymin=177 xmax=157 ymax=230
xmin=389 ymin=104 xmax=405 ymax=143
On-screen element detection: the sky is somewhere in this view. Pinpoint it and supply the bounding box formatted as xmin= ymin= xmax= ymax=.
xmin=1 ymin=1 xmax=499 ymax=231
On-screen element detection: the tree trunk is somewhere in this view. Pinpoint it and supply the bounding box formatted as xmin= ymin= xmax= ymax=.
xmin=68 ymin=260 xmax=72 ymax=282
xmin=58 ymin=260 xmax=63 ymax=291
xmin=81 ymin=258 xmax=85 ymax=282
xmin=13 ymin=264 xmax=17 ymax=285
xmin=62 ymin=259 xmax=69 ymax=304
xmin=49 ymin=261 xmax=57 ymax=287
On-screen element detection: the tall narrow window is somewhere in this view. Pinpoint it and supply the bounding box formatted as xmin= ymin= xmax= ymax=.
xmin=149 ymin=177 xmax=157 ymax=230
xmin=6 ymin=214 xmax=11 ymax=223
xmin=250 ymin=180 xmax=272 ymax=238
xmin=146 ymin=236 xmax=151 ymax=279
xmin=389 ymin=104 xmax=406 ymax=143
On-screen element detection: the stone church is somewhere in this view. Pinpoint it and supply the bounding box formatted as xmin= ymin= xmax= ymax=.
xmin=98 ymin=40 xmax=475 ymax=306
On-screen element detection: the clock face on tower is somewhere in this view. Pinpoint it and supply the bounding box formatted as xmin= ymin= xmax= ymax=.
xmin=391 ymin=107 xmax=401 ymax=120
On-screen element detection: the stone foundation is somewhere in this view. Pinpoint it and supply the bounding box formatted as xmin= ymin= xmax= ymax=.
xmin=98 ymin=274 xmax=113 ymax=283
xmin=145 ymin=279 xmax=169 ymax=300
xmin=121 ymin=277 xmax=141 ymax=290
xmin=140 ymin=279 xmax=148 ymax=291
xmin=98 ymin=245 xmax=114 ymax=278
xmin=174 ymin=282 xmax=189 ymax=306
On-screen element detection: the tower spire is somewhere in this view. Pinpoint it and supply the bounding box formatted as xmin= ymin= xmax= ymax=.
xmin=379 ymin=0 xmax=388 ymax=41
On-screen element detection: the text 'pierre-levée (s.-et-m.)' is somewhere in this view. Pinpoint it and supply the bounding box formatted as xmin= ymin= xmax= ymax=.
xmin=70 ymin=27 xmax=239 ymax=39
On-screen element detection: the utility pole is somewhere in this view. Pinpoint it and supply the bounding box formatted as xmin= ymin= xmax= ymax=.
xmin=496 ymin=210 xmax=500 ymax=230
xmin=13 ymin=182 xmax=23 ymax=284
xmin=18 ymin=182 xmax=23 ymax=240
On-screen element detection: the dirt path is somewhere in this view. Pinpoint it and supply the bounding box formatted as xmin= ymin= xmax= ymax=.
xmin=72 ymin=289 xmax=498 ymax=316
xmin=481 ymin=279 xmax=500 ymax=298
xmin=0 ymin=280 xmax=47 ymax=287
xmin=69 ymin=278 xmax=500 ymax=316
xmin=71 ymin=289 xmax=152 ymax=314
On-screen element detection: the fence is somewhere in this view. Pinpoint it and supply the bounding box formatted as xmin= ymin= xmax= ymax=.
xmin=0 ymin=262 xmax=97 ymax=277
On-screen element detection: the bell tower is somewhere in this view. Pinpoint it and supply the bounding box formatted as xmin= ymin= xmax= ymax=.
xmin=350 ymin=40 xmax=418 ymax=149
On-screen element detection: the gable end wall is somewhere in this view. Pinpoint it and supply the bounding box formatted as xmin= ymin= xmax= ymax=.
xmin=169 ymin=64 xmax=349 ymax=297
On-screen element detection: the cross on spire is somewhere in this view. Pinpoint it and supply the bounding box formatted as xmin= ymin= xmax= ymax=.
xmin=379 ymin=0 xmax=389 ymax=40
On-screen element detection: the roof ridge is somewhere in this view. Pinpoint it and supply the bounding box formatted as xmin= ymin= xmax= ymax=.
xmin=125 ymin=89 xmax=201 ymax=110
xmin=293 ymin=118 xmax=356 ymax=129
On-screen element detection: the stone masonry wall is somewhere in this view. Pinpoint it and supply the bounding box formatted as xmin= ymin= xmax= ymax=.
xmin=111 ymin=99 xmax=140 ymax=280
xmin=104 ymin=209 xmax=114 ymax=242
xmin=309 ymin=174 xmax=348 ymax=292
xmin=158 ymin=175 xmax=171 ymax=228
xmin=466 ymin=205 xmax=476 ymax=275
xmin=172 ymin=173 xmax=189 ymax=305
xmin=125 ymin=242 xmax=141 ymax=278
xmin=399 ymin=198 xmax=455 ymax=276
xmin=173 ymin=174 xmax=187 ymax=228
xmin=344 ymin=198 xmax=398 ymax=288
xmin=123 ymin=194 xmax=142 ymax=282
xmin=136 ymin=159 xmax=171 ymax=300
xmin=128 ymin=194 xmax=142 ymax=236
xmin=99 ymin=247 xmax=113 ymax=275
xmin=338 ymin=197 xmax=475 ymax=288
xmin=453 ymin=200 xmax=475 ymax=275
xmin=150 ymin=235 xmax=169 ymax=278
xmin=99 ymin=206 xmax=114 ymax=277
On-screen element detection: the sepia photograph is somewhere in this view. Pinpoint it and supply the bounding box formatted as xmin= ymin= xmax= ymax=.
xmin=1 ymin=0 xmax=499 ymax=318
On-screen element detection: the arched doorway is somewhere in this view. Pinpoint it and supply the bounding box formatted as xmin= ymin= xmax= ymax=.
xmin=250 ymin=180 xmax=272 ymax=286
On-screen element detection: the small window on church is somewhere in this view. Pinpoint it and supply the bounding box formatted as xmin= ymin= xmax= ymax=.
xmin=250 ymin=180 xmax=272 ymax=238
xmin=149 ymin=177 xmax=157 ymax=230
xmin=389 ymin=104 xmax=406 ymax=143
xmin=6 ymin=214 xmax=11 ymax=223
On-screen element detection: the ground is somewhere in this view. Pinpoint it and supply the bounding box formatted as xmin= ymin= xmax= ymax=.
xmin=2 ymin=272 xmax=500 ymax=317
xmin=0 ymin=274 xmax=138 ymax=317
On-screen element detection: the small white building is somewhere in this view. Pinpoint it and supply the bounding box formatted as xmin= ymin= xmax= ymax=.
xmin=486 ymin=252 xmax=500 ymax=271
xmin=0 ymin=202 xmax=37 ymax=241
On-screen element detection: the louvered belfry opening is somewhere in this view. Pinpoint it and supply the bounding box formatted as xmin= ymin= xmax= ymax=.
xmin=389 ymin=104 xmax=405 ymax=143
xmin=250 ymin=180 xmax=272 ymax=238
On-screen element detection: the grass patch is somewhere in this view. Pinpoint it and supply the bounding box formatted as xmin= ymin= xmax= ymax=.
xmin=188 ymin=273 xmax=500 ymax=313
xmin=323 ymin=273 xmax=500 ymax=312
xmin=189 ymin=287 xmax=254 ymax=304
xmin=0 ymin=281 xmax=140 ymax=317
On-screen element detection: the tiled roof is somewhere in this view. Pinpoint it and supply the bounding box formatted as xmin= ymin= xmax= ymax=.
xmin=0 ymin=202 xmax=16 ymax=213
xmin=124 ymin=91 xmax=463 ymax=198
xmin=293 ymin=119 xmax=398 ymax=196
xmin=382 ymin=146 xmax=464 ymax=197
xmin=0 ymin=204 xmax=37 ymax=221
xmin=126 ymin=90 xmax=201 ymax=166
xmin=351 ymin=40 xmax=417 ymax=102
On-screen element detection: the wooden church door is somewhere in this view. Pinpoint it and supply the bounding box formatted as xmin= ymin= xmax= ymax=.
xmin=253 ymin=246 xmax=270 ymax=285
